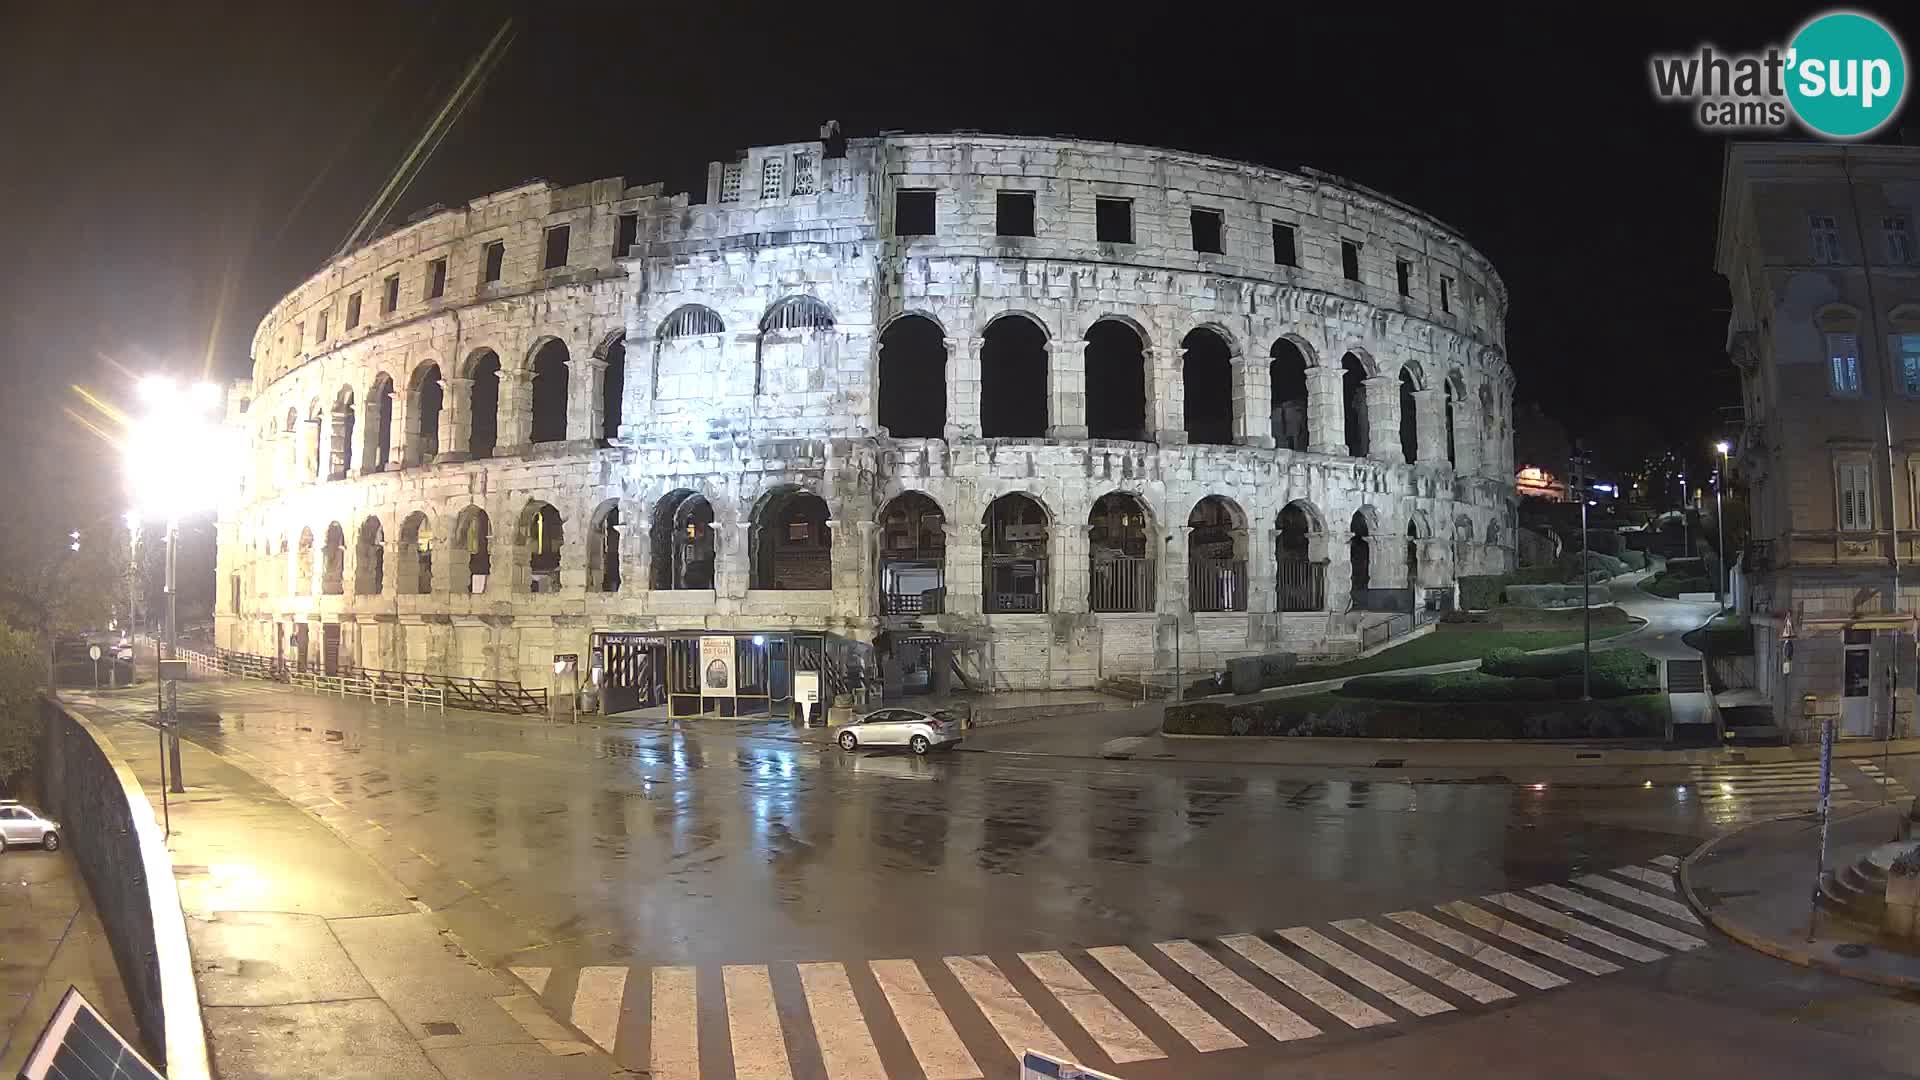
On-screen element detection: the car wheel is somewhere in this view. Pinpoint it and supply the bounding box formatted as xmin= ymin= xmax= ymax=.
xmin=910 ymin=734 xmax=931 ymax=756
xmin=838 ymin=731 xmax=859 ymax=751
xmin=42 ymin=832 xmax=58 ymax=852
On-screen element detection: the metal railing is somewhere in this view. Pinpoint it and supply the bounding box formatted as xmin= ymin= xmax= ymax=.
xmin=342 ymin=664 xmax=544 ymax=715
xmin=984 ymin=556 xmax=1047 ymax=614
xmin=1090 ymin=555 xmax=1155 ymax=613
xmin=172 ymin=645 xmax=546 ymax=716
xmin=881 ymin=587 xmax=946 ymax=615
xmin=1277 ymin=559 xmax=1327 ymax=612
xmin=1189 ymin=558 xmax=1247 ymax=612
xmin=1360 ymin=613 xmax=1415 ymax=650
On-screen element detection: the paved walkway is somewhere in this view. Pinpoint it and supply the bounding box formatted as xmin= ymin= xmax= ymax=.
xmin=0 ymin=843 xmax=139 ymax=1075
xmin=65 ymin=696 xmax=607 ymax=1080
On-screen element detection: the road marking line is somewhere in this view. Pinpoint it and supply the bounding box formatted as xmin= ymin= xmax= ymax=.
xmin=1153 ymin=940 xmax=1320 ymax=1043
xmin=652 ymin=966 xmax=700 ymax=1080
xmin=1528 ymin=885 xmax=1707 ymax=951
xmin=1330 ymin=919 xmax=1513 ymax=1004
xmin=945 ymin=955 xmax=1072 ymax=1062
xmin=869 ymin=959 xmax=982 ymax=1080
xmin=724 ymin=964 xmax=793 ymax=1080
xmin=1480 ymin=893 xmax=1665 ymax=963
xmin=1219 ymin=934 xmax=1392 ymax=1028
xmin=1019 ymin=951 xmax=1163 ymax=1063
xmin=799 ymin=962 xmax=885 ymax=1080
xmin=1572 ymin=874 xmax=1702 ymax=924
xmin=1611 ymin=866 xmax=1677 ymax=892
xmin=572 ymin=966 xmax=627 ymax=1055
xmin=511 ymin=966 xmax=551 ymax=995
xmin=1439 ymin=901 xmax=1620 ymax=976
xmin=1650 ymin=855 xmax=1681 ymax=869
xmin=1277 ymin=927 xmax=1453 ymax=1016
xmin=1086 ymin=946 xmax=1243 ymax=1053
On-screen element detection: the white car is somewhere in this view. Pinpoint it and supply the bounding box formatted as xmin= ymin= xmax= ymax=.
xmin=833 ymin=708 xmax=963 ymax=755
xmin=0 ymin=801 xmax=61 ymax=852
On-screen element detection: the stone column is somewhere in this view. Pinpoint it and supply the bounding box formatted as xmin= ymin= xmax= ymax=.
xmin=280 ymin=431 xmax=297 ymax=490
xmin=717 ymin=520 xmax=750 ymax=600
xmin=1248 ymin=526 xmax=1276 ymax=614
xmin=1164 ymin=525 xmax=1194 ymax=614
xmin=1305 ymin=365 xmax=1346 ymax=456
xmin=439 ymin=377 xmax=472 ymax=462
xmin=1365 ymin=375 xmax=1402 ymax=465
xmin=835 ymin=520 xmax=874 ymax=620
xmin=329 ymin=410 xmax=353 ymax=479
xmin=383 ymin=539 xmax=406 ymax=597
xmin=1046 ymin=339 xmax=1088 ymax=440
xmin=569 ymin=356 xmax=607 ymax=442
xmin=387 ymin=388 xmax=411 ymax=471
xmin=621 ymin=524 xmax=649 ymax=592
xmin=945 ymin=337 xmax=981 ymax=441
xmin=1050 ymin=522 xmax=1088 ymax=613
xmin=1412 ymin=388 xmax=1446 ymax=465
xmin=303 ymin=417 xmax=325 ymax=480
xmin=1233 ymin=357 xmax=1275 ymax=448
xmin=1451 ymin=392 xmax=1482 ymax=477
xmin=497 ymin=367 xmax=532 ymax=454
xmin=942 ymin=522 xmax=981 ymax=616
xmin=1481 ymin=390 xmax=1509 ymax=482
xmin=1151 ymin=345 xmax=1186 ymax=445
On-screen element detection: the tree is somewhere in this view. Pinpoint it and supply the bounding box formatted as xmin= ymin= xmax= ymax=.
xmin=0 ymin=621 xmax=44 ymax=792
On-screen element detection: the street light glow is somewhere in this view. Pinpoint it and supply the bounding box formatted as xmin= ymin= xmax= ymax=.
xmin=124 ymin=374 xmax=239 ymax=519
xmin=1714 ymin=440 xmax=1730 ymax=455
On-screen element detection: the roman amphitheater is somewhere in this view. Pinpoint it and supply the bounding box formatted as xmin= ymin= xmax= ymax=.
xmin=213 ymin=128 xmax=1516 ymax=717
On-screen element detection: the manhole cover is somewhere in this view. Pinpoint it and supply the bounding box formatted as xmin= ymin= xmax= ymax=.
xmin=424 ymin=1021 xmax=462 ymax=1037
xmin=1834 ymin=943 xmax=1870 ymax=959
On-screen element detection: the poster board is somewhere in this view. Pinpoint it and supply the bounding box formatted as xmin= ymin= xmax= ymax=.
xmin=699 ymin=635 xmax=736 ymax=697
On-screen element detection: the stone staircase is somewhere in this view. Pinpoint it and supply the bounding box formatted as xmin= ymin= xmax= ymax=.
xmin=1818 ymin=842 xmax=1910 ymax=925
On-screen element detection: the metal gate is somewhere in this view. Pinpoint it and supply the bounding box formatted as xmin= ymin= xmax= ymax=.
xmin=597 ymin=633 xmax=666 ymax=714
xmin=322 ymin=623 xmax=341 ymax=676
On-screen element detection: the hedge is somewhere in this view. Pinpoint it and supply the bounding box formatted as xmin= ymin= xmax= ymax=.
xmin=1162 ymin=694 xmax=1667 ymax=740
xmin=1340 ymin=670 xmax=1559 ymax=701
xmin=1506 ymin=584 xmax=1591 ymax=608
xmin=1459 ymin=575 xmax=1506 ymax=610
xmin=1480 ymin=646 xmax=1661 ymax=697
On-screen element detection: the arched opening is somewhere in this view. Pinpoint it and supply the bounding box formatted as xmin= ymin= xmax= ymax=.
xmin=600 ymin=337 xmax=625 ymax=442
xmin=364 ymin=374 xmax=395 ymax=473
xmin=467 ymin=350 xmax=501 ymax=458
xmin=277 ymin=536 xmax=289 ymax=595
xmin=652 ymin=305 xmax=726 ymax=403
xmin=1486 ymin=518 xmax=1503 ymax=547
xmin=1341 ymin=352 xmax=1369 ymax=457
xmin=1270 ymin=339 xmax=1310 ymax=451
xmin=878 ymin=492 xmax=946 ymax=614
xmin=1406 ymin=517 xmax=1423 ymax=588
xmin=321 ymin=522 xmax=346 ymax=595
xmin=1478 ymin=384 xmax=1497 ymax=470
xmin=521 ymin=502 xmax=564 ymax=593
xmin=409 ymin=363 xmax=442 ymax=465
xmin=1445 ymin=377 xmax=1459 ymax=465
xmin=983 ymin=493 xmax=1050 ymax=613
xmin=757 ymin=296 xmax=836 ymax=398
xmin=649 ymin=491 xmax=715 ymax=590
xmin=1088 ymin=492 xmax=1154 ymax=612
xmin=355 ymin=517 xmax=385 ymax=595
xmin=587 ymin=501 xmax=622 ymax=592
xmin=1399 ymin=368 xmax=1418 ymax=463
xmin=751 ymin=488 xmax=832 ymax=590
xmin=1181 ymin=328 xmax=1234 ymax=446
xmin=1189 ymin=496 xmax=1247 ymax=612
xmin=329 ymin=388 xmax=356 ymax=480
xmin=308 ymin=402 xmax=324 ymax=479
xmin=876 ymin=315 xmax=947 ymax=438
xmin=398 ymin=512 xmax=433 ymax=594
xmin=1277 ymin=502 xmax=1326 ymax=611
xmin=529 ymin=339 xmax=569 ymax=444
xmin=1085 ymin=320 xmax=1148 ymax=441
xmin=296 ymin=527 xmax=314 ymax=596
xmin=1349 ymin=511 xmax=1372 ymax=595
xmin=454 ymin=507 xmax=491 ymax=594
xmin=979 ymin=316 xmax=1047 ymax=438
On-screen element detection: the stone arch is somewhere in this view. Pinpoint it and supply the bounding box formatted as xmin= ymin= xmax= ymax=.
xmin=451 ymin=505 xmax=492 ymax=594
xmin=586 ymin=498 xmax=624 ymax=593
xmin=528 ymin=338 xmax=569 ymax=444
xmin=307 ymin=398 xmax=325 ymax=479
xmin=1486 ymin=517 xmax=1504 ymax=546
xmin=295 ymin=527 xmax=314 ymax=595
xmin=1269 ymin=336 xmax=1313 ymax=451
xmin=1444 ymin=371 xmax=1462 ymax=465
xmin=1398 ymin=366 xmax=1419 ymax=463
xmin=321 ymin=521 xmax=346 ymax=594
xmin=982 ymin=492 xmax=1051 ymax=613
xmin=1453 ymin=513 xmax=1476 ymax=542
xmin=1189 ymin=495 xmax=1249 ymax=612
xmin=980 ymin=313 xmax=1048 ymax=438
xmin=464 ymin=348 xmax=501 ymax=457
xmin=329 ymin=386 xmax=356 ymax=480
xmin=1085 ymin=317 xmax=1149 ymax=442
xmin=364 ymin=372 xmax=395 ymax=473
xmin=596 ymin=333 xmax=626 ymax=442
xmin=877 ymin=313 xmax=947 ymax=438
xmin=1340 ymin=352 xmax=1369 ymax=457
xmin=1276 ymin=500 xmax=1327 ymax=611
xmin=1088 ymin=491 xmax=1155 ymax=612
xmin=1813 ymin=303 xmax=1863 ymax=332
xmin=649 ymin=489 xmax=716 ymax=590
xmin=1406 ymin=510 xmax=1432 ymax=588
xmin=1181 ymin=326 xmax=1235 ymax=446
xmin=407 ymin=360 xmax=443 ymax=465
xmin=516 ymin=500 xmax=564 ymax=593
xmin=1348 ymin=510 xmax=1373 ymax=595
xmin=756 ymin=296 xmax=837 ymax=399
xmin=658 ymin=304 xmax=726 ymax=340
xmin=650 ymin=305 xmax=727 ymax=403
xmin=750 ymin=485 xmax=833 ymax=591
xmin=284 ymin=406 xmax=297 ymax=433
xmin=878 ymin=491 xmax=947 ymax=614
xmin=398 ymin=511 xmax=434 ymax=595
xmin=354 ymin=515 xmax=386 ymax=595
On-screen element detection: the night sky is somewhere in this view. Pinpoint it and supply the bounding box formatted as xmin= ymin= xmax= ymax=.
xmin=2 ymin=1 xmax=1911 ymax=519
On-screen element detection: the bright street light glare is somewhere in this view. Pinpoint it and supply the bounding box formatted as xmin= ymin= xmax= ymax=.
xmin=1714 ymin=440 xmax=1731 ymax=454
xmin=124 ymin=374 xmax=240 ymax=519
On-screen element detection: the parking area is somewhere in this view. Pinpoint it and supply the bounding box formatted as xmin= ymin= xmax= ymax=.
xmin=0 ymin=839 xmax=137 ymax=1075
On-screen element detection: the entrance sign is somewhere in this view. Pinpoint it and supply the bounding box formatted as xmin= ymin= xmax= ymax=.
xmin=699 ymin=635 xmax=736 ymax=696
xmin=794 ymin=671 xmax=820 ymax=707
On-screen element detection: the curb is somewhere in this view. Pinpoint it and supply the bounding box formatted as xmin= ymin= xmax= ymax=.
xmin=1678 ymin=813 xmax=1920 ymax=993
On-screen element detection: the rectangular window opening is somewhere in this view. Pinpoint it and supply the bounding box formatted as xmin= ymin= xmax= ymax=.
xmin=719 ymin=162 xmax=743 ymax=203
xmin=1903 ymin=333 xmax=1920 ymax=396
xmin=760 ymin=157 xmax=785 ymax=200
xmin=1191 ymin=208 xmax=1223 ymax=254
xmin=1395 ymin=259 xmax=1412 ymax=296
xmin=1096 ymin=197 xmax=1133 ymax=244
xmin=1341 ymin=240 xmax=1361 ymax=282
xmin=1886 ymin=216 xmax=1913 ymax=265
xmin=615 ymin=212 xmax=638 ymax=258
xmin=1827 ymin=332 xmax=1861 ymax=396
xmin=482 ymin=241 xmax=505 ymax=284
xmin=316 ymin=310 xmax=329 ymax=342
xmin=427 ymin=257 xmax=447 ymax=299
xmin=996 ymin=190 xmax=1035 ymax=237
xmin=1272 ymin=221 xmax=1297 ymax=266
xmin=895 ymin=189 xmax=936 ymax=237
xmin=1839 ymin=460 xmax=1873 ymax=532
xmin=542 ymin=224 xmax=570 ymax=270
xmin=382 ymin=274 xmax=400 ymax=315
xmin=344 ymin=292 xmax=361 ymax=331
xmin=1810 ymin=214 xmax=1841 ymax=264
xmin=1440 ymin=276 xmax=1454 ymax=313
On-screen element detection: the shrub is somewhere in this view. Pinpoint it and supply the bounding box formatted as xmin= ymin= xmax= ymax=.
xmin=1340 ymin=671 xmax=1558 ymax=701
xmin=1440 ymin=610 xmax=1490 ymax=624
xmin=1619 ymin=550 xmax=1647 ymax=571
xmin=1458 ymin=575 xmax=1507 ymax=611
xmin=1506 ymin=584 xmax=1586 ymax=608
xmin=1583 ymin=530 xmax=1624 ymax=556
xmin=1162 ymin=693 xmax=1665 ymax=740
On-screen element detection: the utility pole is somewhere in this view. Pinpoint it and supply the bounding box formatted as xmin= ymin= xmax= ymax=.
xmin=165 ymin=517 xmax=183 ymax=794
xmin=1571 ymin=442 xmax=1594 ymax=701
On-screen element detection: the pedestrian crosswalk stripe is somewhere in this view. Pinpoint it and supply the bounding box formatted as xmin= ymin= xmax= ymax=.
xmin=512 ymin=966 xmax=551 ymax=995
xmin=946 ymin=955 xmax=1073 ymax=1062
xmin=869 ymin=959 xmax=981 ymax=1080
xmin=1154 ymin=940 xmax=1321 ymax=1043
xmin=1018 ymin=951 xmax=1163 ymax=1063
xmin=1650 ymin=854 xmax=1680 ymax=868
xmin=1527 ymin=885 xmax=1706 ymax=951
xmin=798 ymin=962 xmax=886 ymax=1080
xmin=1480 ymin=893 xmax=1666 ymax=963
xmin=1329 ymin=919 xmax=1514 ymax=1005
xmin=653 ymin=966 xmax=701 ymax=1080
xmin=1571 ymin=874 xmax=1702 ymax=924
xmin=1278 ymin=927 xmax=1453 ymax=1017
xmin=573 ymin=966 xmax=628 ymax=1055
xmin=724 ymin=964 xmax=794 ymax=1080
xmin=1220 ymin=933 xmax=1394 ymax=1029
xmin=1610 ymin=866 xmax=1677 ymax=892
xmin=1085 ymin=946 xmax=1244 ymax=1053
xmin=1439 ymin=901 xmax=1621 ymax=976
xmin=1384 ymin=910 xmax=1570 ymax=991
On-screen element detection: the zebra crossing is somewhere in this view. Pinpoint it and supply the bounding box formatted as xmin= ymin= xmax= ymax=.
xmin=509 ymin=856 xmax=1707 ymax=1078
xmin=1678 ymin=758 xmax=1902 ymax=825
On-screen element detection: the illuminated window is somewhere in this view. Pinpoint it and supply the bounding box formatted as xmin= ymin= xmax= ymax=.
xmin=1839 ymin=461 xmax=1873 ymax=531
xmin=1826 ymin=332 xmax=1861 ymax=396
xmin=1902 ymin=334 xmax=1920 ymax=396
xmin=1810 ymin=214 xmax=1841 ymax=264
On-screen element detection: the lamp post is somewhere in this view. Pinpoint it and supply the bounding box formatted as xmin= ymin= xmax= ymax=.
xmin=1714 ymin=441 xmax=1731 ymax=610
xmin=1570 ymin=442 xmax=1594 ymax=701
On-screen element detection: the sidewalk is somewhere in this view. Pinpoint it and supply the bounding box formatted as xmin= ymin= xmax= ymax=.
xmin=72 ymin=704 xmax=607 ymax=1080
xmin=0 ymin=847 xmax=139 ymax=1075
xmin=1682 ymin=803 xmax=1920 ymax=990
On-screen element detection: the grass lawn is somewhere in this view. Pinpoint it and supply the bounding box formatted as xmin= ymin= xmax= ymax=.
xmin=1165 ymin=691 xmax=1670 ymax=740
xmin=1270 ymin=619 xmax=1638 ymax=686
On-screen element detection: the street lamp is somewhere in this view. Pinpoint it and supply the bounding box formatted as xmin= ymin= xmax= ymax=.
xmin=1714 ymin=441 xmax=1731 ymax=610
xmin=123 ymin=375 xmax=234 ymax=795
xmin=1570 ymin=443 xmax=1595 ymax=701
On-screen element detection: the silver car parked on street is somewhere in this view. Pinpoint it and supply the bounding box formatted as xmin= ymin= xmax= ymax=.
xmin=834 ymin=708 xmax=963 ymax=755
xmin=0 ymin=800 xmax=60 ymax=852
